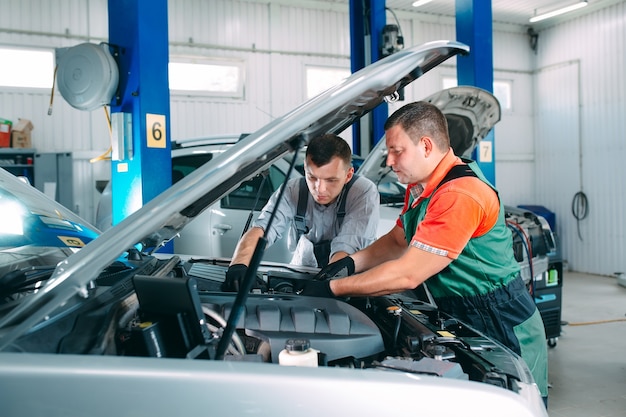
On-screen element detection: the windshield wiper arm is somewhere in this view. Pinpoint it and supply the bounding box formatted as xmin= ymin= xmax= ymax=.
xmin=0 ymin=266 xmax=56 ymax=300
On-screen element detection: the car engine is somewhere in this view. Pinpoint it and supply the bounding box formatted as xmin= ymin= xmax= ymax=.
xmin=3 ymin=256 xmax=531 ymax=395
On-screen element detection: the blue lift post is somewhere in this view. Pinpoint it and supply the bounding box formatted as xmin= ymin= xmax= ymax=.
xmin=108 ymin=0 xmax=172 ymax=231
xmin=455 ymin=0 xmax=496 ymax=185
xmin=349 ymin=0 xmax=388 ymax=156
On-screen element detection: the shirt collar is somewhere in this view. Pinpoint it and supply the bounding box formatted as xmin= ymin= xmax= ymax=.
xmin=407 ymin=149 xmax=462 ymax=204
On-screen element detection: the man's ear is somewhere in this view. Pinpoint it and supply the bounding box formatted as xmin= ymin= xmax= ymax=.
xmin=345 ymin=166 xmax=355 ymax=184
xmin=421 ymin=136 xmax=435 ymax=156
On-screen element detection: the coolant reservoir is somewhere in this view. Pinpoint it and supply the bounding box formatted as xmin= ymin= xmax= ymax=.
xmin=278 ymin=338 xmax=319 ymax=367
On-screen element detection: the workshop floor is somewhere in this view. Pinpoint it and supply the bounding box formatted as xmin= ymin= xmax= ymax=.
xmin=546 ymin=271 xmax=626 ymax=417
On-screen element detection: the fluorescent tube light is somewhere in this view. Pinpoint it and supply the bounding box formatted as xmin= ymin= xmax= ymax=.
xmin=412 ymin=0 xmax=434 ymax=8
xmin=529 ymin=0 xmax=588 ymax=23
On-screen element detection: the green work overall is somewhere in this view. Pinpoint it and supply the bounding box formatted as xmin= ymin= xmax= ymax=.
xmin=401 ymin=161 xmax=548 ymax=398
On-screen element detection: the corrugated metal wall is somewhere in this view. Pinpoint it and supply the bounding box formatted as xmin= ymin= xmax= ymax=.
xmin=534 ymin=2 xmax=626 ymax=276
xmin=0 ymin=0 xmax=624 ymax=276
xmin=0 ymin=0 xmax=109 ymax=219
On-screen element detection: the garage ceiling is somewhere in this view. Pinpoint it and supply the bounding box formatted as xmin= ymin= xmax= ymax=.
xmin=315 ymin=0 xmax=617 ymax=26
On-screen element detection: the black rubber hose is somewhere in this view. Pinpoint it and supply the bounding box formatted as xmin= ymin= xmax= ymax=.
xmin=571 ymin=191 xmax=588 ymax=241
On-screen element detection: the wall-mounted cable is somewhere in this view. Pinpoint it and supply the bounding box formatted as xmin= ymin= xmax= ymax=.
xmin=571 ymin=61 xmax=587 ymax=242
xmin=89 ymin=106 xmax=112 ymax=163
xmin=571 ymin=191 xmax=588 ymax=241
xmin=47 ymin=65 xmax=58 ymax=116
xmin=382 ymin=7 xmax=404 ymax=57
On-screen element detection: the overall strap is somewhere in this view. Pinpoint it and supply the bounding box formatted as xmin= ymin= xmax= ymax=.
xmin=294 ymin=177 xmax=309 ymax=238
xmin=336 ymin=174 xmax=359 ymax=228
xmin=294 ymin=174 xmax=360 ymax=239
xmin=436 ymin=160 xmax=477 ymax=191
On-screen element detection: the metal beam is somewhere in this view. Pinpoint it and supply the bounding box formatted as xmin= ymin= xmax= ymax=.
xmin=349 ymin=0 xmax=388 ymax=157
xmin=455 ymin=0 xmax=496 ymax=185
xmin=108 ymin=0 xmax=172 ymax=240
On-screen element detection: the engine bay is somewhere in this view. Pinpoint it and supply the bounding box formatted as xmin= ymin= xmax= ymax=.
xmin=3 ymin=255 xmax=530 ymax=395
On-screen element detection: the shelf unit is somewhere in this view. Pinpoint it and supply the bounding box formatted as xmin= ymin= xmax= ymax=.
xmin=0 ymin=148 xmax=74 ymax=211
xmin=0 ymin=148 xmax=35 ymax=184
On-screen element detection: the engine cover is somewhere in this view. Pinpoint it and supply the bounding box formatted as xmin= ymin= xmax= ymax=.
xmin=200 ymin=293 xmax=384 ymax=363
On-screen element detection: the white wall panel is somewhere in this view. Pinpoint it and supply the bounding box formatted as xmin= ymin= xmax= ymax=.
xmin=0 ymin=0 xmax=83 ymax=34
xmin=492 ymin=30 xmax=533 ymax=72
xmin=534 ymin=1 xmax=626 ymax=275
xmin=492 ymin=33 xmax=535 ymax=208
xmin=535 ymin=61 xmax=581 ymax=261
xmin=274 ymin=5 xmax=350 ymax=55
xmin=169 ymin=0 xmax=271 ymax=49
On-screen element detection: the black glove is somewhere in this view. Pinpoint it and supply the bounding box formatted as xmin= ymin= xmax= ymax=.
xmin=221 ymin=264 xmax=248 ymax=292
xmin=314 ymin=256 xmax=355 ymax=281
xmin=295 ymin=279 xmax=334 ymax=298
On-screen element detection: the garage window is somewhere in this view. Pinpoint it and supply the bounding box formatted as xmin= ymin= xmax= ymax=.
xmin=0 ymin=47 xmax=54 ymax=89
xmin=306 ymin=65 xmax=350 ymax=99
xmin=169 ymin=57 xmax=245 ymax=98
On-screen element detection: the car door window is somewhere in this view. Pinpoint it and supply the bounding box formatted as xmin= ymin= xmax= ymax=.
xmin=172 ymin=154 xmax=214 ymax=183
xmin=221 ymin=166 xmax=286 ymax=210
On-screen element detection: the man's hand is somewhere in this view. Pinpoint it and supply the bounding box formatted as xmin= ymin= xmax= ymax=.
xmin=221 ymin=264 xmax=248 ymax=292
xmin=314 ymin=256 xmax=355 ymax=280
xmin=295 ymin=279 xmax=334 ymax=297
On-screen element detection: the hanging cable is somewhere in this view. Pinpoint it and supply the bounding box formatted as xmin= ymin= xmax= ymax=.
xmin=507 ymin=220 xmax=534 ymax=295
xmin=571 ymin=60 xmax=587 ymax=242
xmin=385 ymin=7 xmax=405 ymax=41
xmin=47 ymin=65 xmax=58 ymax=116
xmin=571 ymin=191 xmax=588 ymax=241
xmin=89 ymin=106 xmax=113 ymax=163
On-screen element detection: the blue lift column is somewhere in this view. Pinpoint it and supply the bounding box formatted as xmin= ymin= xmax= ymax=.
xmin=349 ymin=0 xmax=388 ymax=156
xmin=455 ymin=0 xmax=496 ymax=185
xmin=108 ymin=0 xmax=172 ymax=228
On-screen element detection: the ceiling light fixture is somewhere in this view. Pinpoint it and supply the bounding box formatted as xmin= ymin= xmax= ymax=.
xmin=412 ymin=0 xmax=433 ymax=8
xmin=529 ymin=0 xmax=588 ymax=23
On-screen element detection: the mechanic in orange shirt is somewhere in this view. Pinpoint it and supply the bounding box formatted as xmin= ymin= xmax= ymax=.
xmin=298 ymin=100 xmax=548 ymax=402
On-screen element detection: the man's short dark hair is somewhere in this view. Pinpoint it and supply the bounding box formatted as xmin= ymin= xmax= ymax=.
xmin=306 ymin=133 xmax=352 ymax=168
xmin=384 ymin=101 xmax=450 ymax=151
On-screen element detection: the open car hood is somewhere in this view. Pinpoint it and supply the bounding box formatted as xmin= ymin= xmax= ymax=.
xmin=427 ymin=85 xmax=501 ymax=158
xmin=357 ymin=85 xmax=501 ymax=186
xmin=0 ymin=40 xmax=469 ymax=343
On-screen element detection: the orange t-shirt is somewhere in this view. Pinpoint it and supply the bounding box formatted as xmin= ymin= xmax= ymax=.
xmin=397 ymin=150 xmax=500 ymax=259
